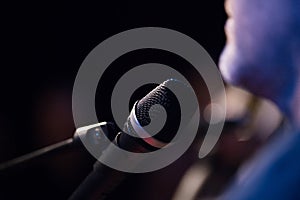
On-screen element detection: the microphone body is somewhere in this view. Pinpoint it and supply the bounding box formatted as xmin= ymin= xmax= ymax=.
xmin=70 ymin=79 xmax=194 ymax=200
xmin=119 ymin=79 xmax=186 ymax=152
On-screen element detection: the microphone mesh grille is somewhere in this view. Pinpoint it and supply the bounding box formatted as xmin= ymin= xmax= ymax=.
xmin=136 ymin=85 xmax=174 ymax=126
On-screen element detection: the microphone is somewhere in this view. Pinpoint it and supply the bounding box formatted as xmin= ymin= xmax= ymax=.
xmin=118 ymin=79 xmax=187 ymax=152
xmin=70 ymin=79 xmax=196 ymax=200
xmin=0 ymin=78 xmax=195 ymax=199
xmin=0 ymin=79 xmax=191 ymax=171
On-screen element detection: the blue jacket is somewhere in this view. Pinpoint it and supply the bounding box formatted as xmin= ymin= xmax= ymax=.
xmin=221 ymin=130 xmax=300 ymax=200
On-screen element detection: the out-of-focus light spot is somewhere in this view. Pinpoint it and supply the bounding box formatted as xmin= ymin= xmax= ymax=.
xmin=172 ymin=163 xmax=210 ymax=200
xmin=252 ymin=100 xmax=282 ymax=140
xmin=204 ymin=103 xmax=225 ymax=124
xmin=225 ymin=86 xmax=252 ymax=120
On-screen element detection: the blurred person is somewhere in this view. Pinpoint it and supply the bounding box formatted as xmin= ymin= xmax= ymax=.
xmin=218 ymin=0 xmax=300 ymax=199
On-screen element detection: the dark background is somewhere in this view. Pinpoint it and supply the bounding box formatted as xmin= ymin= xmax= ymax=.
xmin=0 ymin=1 xmax=227 ymax=199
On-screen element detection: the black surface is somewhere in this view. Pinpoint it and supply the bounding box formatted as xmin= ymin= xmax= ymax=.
xmin=0 ymin=1 xmax=226 ymax=199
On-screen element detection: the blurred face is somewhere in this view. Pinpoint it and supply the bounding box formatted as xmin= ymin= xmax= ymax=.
xmin=219 ymin=0 xmax=299 ymax=111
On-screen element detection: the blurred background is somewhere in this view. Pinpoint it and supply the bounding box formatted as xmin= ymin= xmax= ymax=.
xmin=0 ymin=1 xmax=283 ymax=199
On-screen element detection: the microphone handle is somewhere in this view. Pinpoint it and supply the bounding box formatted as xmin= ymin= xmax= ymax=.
xmin=69 ymin=130 xmax=156 ymax=200
xmin=69 ymin=160 xmax=127 ymax=200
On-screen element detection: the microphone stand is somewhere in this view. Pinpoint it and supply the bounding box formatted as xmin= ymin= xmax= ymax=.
xmin=0 ymin=122 xmax=118 ymax=172
xmin=0 ymin=122 xmax=128 ymax=200
xmin=0 ymin=137 xmax=76 ymax=171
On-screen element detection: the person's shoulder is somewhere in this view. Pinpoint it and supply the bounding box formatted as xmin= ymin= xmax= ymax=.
xmin=220 ymin=130 xmax=300 ymax=200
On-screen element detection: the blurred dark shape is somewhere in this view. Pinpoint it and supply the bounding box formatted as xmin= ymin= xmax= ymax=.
xmin=172 ymin=86 xmax=283 ymax=200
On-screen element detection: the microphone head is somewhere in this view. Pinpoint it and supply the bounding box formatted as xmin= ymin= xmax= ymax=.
xmin=123 ymin=79 xmax=196 ymax=149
